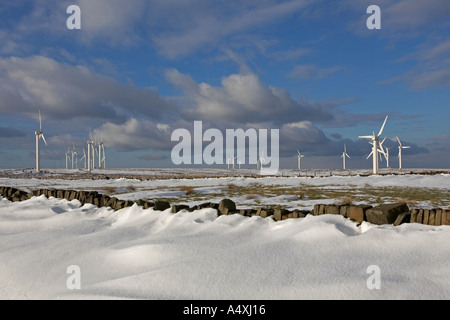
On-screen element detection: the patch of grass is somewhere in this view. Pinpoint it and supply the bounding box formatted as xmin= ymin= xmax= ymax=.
xmin=339 ymin=196 xmax=354 ymax=206
xmin=178 ymin=185 xmax=196 ymax=195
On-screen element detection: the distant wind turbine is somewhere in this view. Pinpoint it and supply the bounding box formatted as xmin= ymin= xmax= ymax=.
xmin=101 ymin=144 xmax=106 ymax=169
xmin=296 ymin=149 xmax=305 ymax=170
xmin=65 ymin=148 xmax=70 ymax=169
xmin=71 ymin=143 xmax=77 ymax=169
xmin=87 ymin=140 xmax=93 ymax=173
xmin=35 ymin=111 xmax=47 ymax=172
xmin=260 ymin=150 xmax=266 ymax=170
xmin=378 ymin=137 xmax=392 ymax=168
xmin=341 ymin=144 xmax=350 ymax=169
xmin=396 ymin=136 xmax=410 ymax=169
xmin=80 ymin=148 xmax=87 ymax=169
xmin=358 ymin=115 xmax=388 ymax=175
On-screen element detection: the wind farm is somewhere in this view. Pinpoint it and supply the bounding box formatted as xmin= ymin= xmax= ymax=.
xmin=1 ymin=1 xmax=449 ymax=302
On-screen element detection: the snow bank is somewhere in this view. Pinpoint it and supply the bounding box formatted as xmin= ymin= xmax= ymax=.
xmin=0 ymin=195 xmax=449 ymax=300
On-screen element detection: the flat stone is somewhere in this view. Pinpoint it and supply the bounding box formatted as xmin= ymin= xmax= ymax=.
xmin=218 ymin=199 xmax=236 ymax=215
xmin=366 ymin=202 xmax=409 ymax=225
xmin=154 ymin=200 xmax=170 ymax=211
xmin=324 ymin=205 xmax=340 ymax=215
xmin=348 ymin=205 xmax=372 ymax=223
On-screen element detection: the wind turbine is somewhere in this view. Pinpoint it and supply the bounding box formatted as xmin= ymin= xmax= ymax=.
xmin=296 ymin=149 xmax=305 ymax=170
xmin=378 ymin=137 xmax=391 ymax=168
xmin=101 ymin=144 xmax=106 ymax=169
xmin=396 ymin=136 xmax=410 ymax=169
xmin=80 ymin=148 xmax=87 ymax=169
xmin=341 ymin=144 xmax=350 ymax=169
xmin=358 ymin=115 xmax=388 ymax=175
xmin=259 ymin=151 xmax=266 ymax=170
xmin=87 ymin=140 xmax=93 ymax=173
xmin=65 ymin=148 xmax=70 ymax=169
xmin=232 ymin=156 xmax=236 ymax=169
xmin=71 ymin=143 xmax=77 ymax=169
xmin=35 ymin=111 xmax=47 ymax=172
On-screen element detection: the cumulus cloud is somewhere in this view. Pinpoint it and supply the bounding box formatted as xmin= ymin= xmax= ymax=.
xmin=0 ymin=55 xmax=174 ymax=121
xmin=165 ymin=69 xmax=334 ymax=125
xmin=92 ymin=118 xmax=174 ymax=152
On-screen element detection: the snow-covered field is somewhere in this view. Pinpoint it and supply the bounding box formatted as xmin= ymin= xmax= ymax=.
xmin=0 ymin=169 xmax=449 ymax=300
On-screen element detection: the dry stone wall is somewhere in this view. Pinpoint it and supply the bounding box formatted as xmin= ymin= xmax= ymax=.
xmin=1 ymin=186 xmax=449 ymax=227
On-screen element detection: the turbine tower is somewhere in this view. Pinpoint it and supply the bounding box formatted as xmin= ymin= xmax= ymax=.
xmin=98 ymin=142 xmax=103 ymax=169
xmin=296 ymin=149 xmax=305 ymax=170
xmin=87 ymin=140 xmax=93 ymax=173
xmin=71 ymin=143 xmax=77 ymax=169
xmin=35 ymin=111 xmax=47 ymax=172
xmin=259 ymin=151 xmax=266 ymax=170
xmin=65 ymin=148 xmax=70 ymax=169
xmin=101 ymin=144 xmax=106 ymax=169
xmin=396 ymin=136 xmax=410 ymax=169
xmin=358 ymin=115 xmax=388 ymax=175
xmin=341 ymin=144 xmax=350 ymax=169
xmin=80 ymin=148 xmax=87 ymax=169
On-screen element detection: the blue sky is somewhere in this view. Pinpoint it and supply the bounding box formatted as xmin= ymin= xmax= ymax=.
xmin=0 ymin=0 xmax=449 ymax=170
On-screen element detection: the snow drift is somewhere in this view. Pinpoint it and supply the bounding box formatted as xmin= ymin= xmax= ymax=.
xmin=0 ymin=195 xmax=449 ymax=300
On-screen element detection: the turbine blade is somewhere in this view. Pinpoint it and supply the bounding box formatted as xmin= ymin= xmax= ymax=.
xmin=359 ymin=135 xmax=373 ymax=139
xmin=41 ymin=134 xmax=47 ymax=146
xmin=39 ymin=110 xmax=42 ymax=131
xmin=377 ymin=115 xmax=388 ymax=137
xmin=367 ymin=151 xmax=373 ymax=159
xmin=396 ymin=136 xmax=402 ymax=146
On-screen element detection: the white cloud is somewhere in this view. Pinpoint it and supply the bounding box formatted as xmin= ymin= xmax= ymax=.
xmin=165 ymin=69 xmax=334 ymax=125
xmin=93 ymin=118 xmax=174 ymax=151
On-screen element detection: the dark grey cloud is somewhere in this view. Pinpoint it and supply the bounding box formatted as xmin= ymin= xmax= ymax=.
xmin=0 ymin=55 xmax=174 ymax=122
xmin=0 ymin=126 xmax=26 ymax=138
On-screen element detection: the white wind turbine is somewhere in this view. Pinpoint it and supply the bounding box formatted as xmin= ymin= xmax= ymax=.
xmin=101 ymin=144 xmax=106 ymax=169
xmin=341 ymin=144 xmax=350 ymax=169
xmin=80 ymin=148 xmax=87 ymax=169
xmin=87 ymin=140 xmax=93 ymax=172
xmin=98 ymin=133 xmax=104 ymax=169
xmin=259 ymin=150 xmax=266 ymax=170
xmin=396 ymin=136 xmax=410 ymax=169
xmin=378 ymin=137 xmax=392 ymax=168
xmin=65 ymin=148 xmax=70 ymax=169
xmin=358 ymin=115 xmax=388 ymax=175
xmin=296 ymin=149 xmax=305 ymax=170
xmin=71 ymin=143 xmax=77 ymax=169
xmin=35 ymin=111 xmax=47 ymax=172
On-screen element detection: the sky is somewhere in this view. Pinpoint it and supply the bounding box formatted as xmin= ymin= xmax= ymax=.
xmin=0 ymin=0 xmax=449 ymax=170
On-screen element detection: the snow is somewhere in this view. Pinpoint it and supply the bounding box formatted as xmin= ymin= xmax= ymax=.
xmin=1 ymin=186 xmax=449 ymax=299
